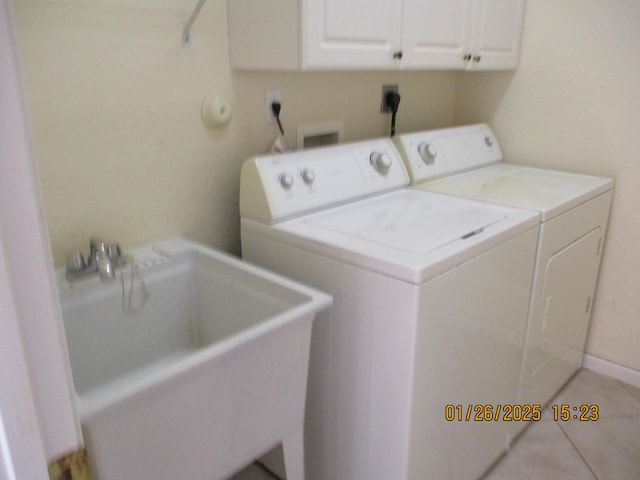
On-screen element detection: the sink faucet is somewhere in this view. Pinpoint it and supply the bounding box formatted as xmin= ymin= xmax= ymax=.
xmin=66 ymin=238 xmax=127 ymax=282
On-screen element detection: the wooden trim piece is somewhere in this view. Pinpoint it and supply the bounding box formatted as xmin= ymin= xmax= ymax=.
xmin=48 ymin=449 xmax=91 ymax=480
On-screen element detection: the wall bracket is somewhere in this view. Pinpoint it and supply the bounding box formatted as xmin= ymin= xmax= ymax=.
xmin=183 ymin=0 xmax=208 ymax=46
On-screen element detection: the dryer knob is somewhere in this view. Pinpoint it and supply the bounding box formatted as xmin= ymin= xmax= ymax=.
xmin=417 ymin=142 xmax=437 ymax=165
xmin=301 ymin=168 xmax=316 ymax=185
xmin=370 ymin=152 xmax=392 ymax=176
xmin=278 ymin=173 xmax=294 ymax=190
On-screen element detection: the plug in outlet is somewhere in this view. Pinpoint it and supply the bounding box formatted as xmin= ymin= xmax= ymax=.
xmin=266 ymin=89 xmax=282 ymax=124
xmin=380 ymin=84 xmax=399 ymax=113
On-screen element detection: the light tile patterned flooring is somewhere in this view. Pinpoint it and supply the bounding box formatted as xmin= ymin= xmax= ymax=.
xmin=231 ymin=369 xmax=640 ymax=480
xmin=485 ymin=368 xmax=640 ymax=480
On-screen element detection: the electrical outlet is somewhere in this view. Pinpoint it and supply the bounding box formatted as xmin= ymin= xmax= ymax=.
xmin=266 ymin=89 xmax=282 ymax=124
xmin=380 ymin=84 xmax=399 ymax=113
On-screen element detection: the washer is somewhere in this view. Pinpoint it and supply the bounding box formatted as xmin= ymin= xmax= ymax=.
xmin=239 ymin=139 xmax=539 ymax=480
xmin=395 ymin=124 xmax=614 ymax=410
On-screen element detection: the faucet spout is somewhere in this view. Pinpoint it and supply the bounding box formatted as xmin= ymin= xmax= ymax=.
xmin=66 ymin=238 xmax=127 ymax=282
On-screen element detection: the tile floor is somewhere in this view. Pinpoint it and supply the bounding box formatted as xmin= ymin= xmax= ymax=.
xmin=230 ymin=368 xmax=640 ymax=480
xmin=485 ymin=368 xmax=640 ymax=480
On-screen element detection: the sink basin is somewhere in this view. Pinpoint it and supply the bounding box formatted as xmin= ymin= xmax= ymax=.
xmin=58 ymin=237 xmax=332 ymax=480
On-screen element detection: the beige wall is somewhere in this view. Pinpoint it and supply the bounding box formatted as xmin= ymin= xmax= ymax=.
xmin=454 ymin=0 xmax=640 ymax=371
xmin=11 ymin=0 xmax=456 ymax=265
xmin=11 ymin=0 xmax=639 ymax=372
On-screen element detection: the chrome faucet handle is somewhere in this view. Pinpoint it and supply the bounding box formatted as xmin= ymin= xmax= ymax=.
xmin=65 ymin=249 xmax=96 ymax=281
xmin=96 ymin=249 xmax=115 ymax=281
xmin=105 ymin=242 xmax=116 ymax=260
xmin=106 ymin=243 xmax=126 ymax=266
xmin=89 ymin=238 xmax=104 ymax=264
xmin=66 ymin=250 xmax=85 ymax=272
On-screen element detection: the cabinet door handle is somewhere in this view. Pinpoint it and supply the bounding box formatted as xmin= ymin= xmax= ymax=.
xmin=473 ymin=55 xmax=482 ymax=63
xmin=463 ymin=54 xmax=472 ymax=61
xmin=393 ymin=50 xmax=403 ymax=60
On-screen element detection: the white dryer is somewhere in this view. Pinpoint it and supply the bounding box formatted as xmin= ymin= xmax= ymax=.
xmin=395 ymin=124 xmax=614 ymax=410
xmin=240 ymin=139 xmax=539 ymax=480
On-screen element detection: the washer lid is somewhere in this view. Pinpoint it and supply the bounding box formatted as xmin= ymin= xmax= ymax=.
xmin=257 ymin=189 xmax=539 ymax=284
xmin=420 ymin=164 xmax=613 ymax=221
xmin=301 ymin=189 xmax=506 ymax=255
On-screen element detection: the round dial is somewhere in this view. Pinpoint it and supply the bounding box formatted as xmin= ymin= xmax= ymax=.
xmin=301 ymin=168 xmax=315 ymax=186
xmin=417 ymin=142 xmax=437 ymax=165
xmin=370 ymin=152 xmax=392 ymax=176
xmin=278 ymin=173 xmax=294 ymax=190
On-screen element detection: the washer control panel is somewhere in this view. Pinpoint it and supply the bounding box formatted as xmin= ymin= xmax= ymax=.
xmin=240 ymin=139 xmax=408 ymax=223
xmin=394 ymin=124 xmax=502 ymax=184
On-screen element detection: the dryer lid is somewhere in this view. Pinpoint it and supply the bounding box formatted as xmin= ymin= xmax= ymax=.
xmin=421 ymin=164 xmax=613 ymax=221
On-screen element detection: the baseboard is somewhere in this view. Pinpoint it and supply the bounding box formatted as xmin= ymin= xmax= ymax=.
xmin=582 ymin=354 xmax=640 ymax=388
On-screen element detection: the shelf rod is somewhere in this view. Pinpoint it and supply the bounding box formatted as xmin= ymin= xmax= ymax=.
xmin=183 ymin=0 xmax=207 ymax=46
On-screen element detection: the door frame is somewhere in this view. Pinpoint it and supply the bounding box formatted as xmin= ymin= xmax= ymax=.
xmin=0 ymin=1 xmax=83 ymax=477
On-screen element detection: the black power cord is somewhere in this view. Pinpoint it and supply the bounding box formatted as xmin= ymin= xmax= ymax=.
xmin=385 ymin=91 xmax=401 ymax=137
xmin=271 ymin=101 xmax=285 ymax=136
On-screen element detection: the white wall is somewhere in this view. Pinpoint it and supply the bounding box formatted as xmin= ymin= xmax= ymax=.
xmin=11 ymin=0 xmax=456 ymax=266
xmin=11 ymin=0 xmax=639 ymax=376
xmin=454 ymin=0 xmax=640 ymax=371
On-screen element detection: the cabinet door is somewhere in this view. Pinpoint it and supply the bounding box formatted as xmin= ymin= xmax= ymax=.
xmin=401 ymin=0 xmax=474 ymax=69
xmin=303 ymin=0 xmax=403 ymax=69
xmin=467 ymin=0 xmax=525 ymax=70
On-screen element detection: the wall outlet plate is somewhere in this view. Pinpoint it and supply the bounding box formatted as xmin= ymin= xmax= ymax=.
xmin=266 ymin=89 xmax=282 ymax=123
xmin=380 ymin=84 xmax=399 ymax=113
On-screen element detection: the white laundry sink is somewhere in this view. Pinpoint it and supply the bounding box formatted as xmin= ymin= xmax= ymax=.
xmin=58 ymin=237 xmax=331 ymax=480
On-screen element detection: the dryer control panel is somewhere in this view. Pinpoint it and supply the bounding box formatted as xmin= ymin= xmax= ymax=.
xmin=240 ymin=139 xmax=408 ymax=223
xmin=395 ymin=124 xmax=503 ymax=184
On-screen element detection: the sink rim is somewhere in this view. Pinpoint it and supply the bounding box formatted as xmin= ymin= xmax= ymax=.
xmin=56 ymin=237 xmax=332 ymax=421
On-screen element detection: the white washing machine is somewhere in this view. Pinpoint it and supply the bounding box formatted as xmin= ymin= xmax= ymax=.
xmin=395 ymin=124 xmax=614 ymax=411
xmin=239 ymin=139 xmax=539 ymax=480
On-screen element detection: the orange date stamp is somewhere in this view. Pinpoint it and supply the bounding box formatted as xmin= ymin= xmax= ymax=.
xmin=444 ymin=404 xmax=542 ymax=422
xmin=445 ymin=404 xmax=601 ymax=422
xmin=550 ymin=404 xmax=599 ymax=421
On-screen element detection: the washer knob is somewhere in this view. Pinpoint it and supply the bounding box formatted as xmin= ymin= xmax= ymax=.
xmin=417 ymin=142 xmax=437 ymax=165
xmin=484 ymin=135 xmax=494 ymax=147
xmin=278 ymin=173 xmax=294 ymax=190
xmin=301 ymin=168 xmax=315 ymax=186
xmin=370 ymin=152 xmax=392 ymax=176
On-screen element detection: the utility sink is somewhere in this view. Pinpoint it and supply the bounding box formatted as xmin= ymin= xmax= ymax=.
xmin=58 ymin=237 xmax=332 ymax=480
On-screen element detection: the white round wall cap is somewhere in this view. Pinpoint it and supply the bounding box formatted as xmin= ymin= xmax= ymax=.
xmin=201 ymin=94 xmax=232 ymax=128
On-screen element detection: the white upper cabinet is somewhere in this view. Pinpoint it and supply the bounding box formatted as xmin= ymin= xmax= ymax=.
xmin=227 ymin=0 xmax=525 ymax=71
xmin=401 ymin=0 xmax=474 ymax=69
xmin=467 ymin=0 xmax=526 ymax=70
xmin=304 ymin=0 xmax=404 ymax=69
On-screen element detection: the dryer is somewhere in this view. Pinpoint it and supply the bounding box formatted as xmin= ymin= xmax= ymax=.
xmin=395 ymin=124 xmax=614 ymax=410
xmin=240 ymin=139 xmax=539 ymax=480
